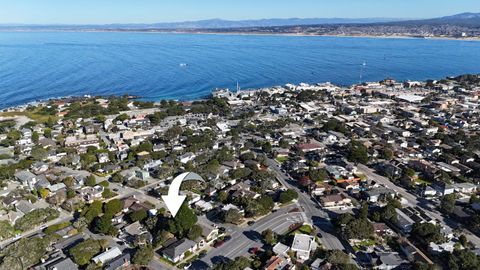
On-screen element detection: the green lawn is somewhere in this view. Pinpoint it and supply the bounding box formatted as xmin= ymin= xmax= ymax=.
xmin=275 ymin=156 xmax=289 ymax=163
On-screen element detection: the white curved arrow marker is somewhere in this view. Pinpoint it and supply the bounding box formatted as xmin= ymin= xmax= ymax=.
xmin=162 ymin=172 xmax=204 ymax=217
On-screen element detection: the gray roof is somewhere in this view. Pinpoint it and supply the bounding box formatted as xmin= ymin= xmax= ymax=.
xmin=16 ymin=200 xmax=35 ymax=214
xmin=163 ymin=239 xmax=196 ymax=259
xmin=14 ymin=170 xmax=36 ymax=182
xmin=105 ymin=253 xmax=131 ymax=270
xmin=46 ymin=257 xmax=78 ymax=270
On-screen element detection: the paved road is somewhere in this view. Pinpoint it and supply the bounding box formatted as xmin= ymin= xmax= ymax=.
xmin=266 ymin=158 xmax=345 ymax=251
xmin=0 ymin=209 xmax=71 ymax=249
xmin=197 ymin=205 xmax=304 ymax=268
xmin=357 ymin=163 xmax=480 ymax=248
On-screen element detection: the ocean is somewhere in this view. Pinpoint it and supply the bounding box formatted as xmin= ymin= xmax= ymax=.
xmin=0 ymin=32 xmax=479 ymax=108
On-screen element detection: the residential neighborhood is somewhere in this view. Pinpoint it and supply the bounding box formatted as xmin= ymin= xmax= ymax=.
xmin=0 ymin=73 xmax=479 ymax=270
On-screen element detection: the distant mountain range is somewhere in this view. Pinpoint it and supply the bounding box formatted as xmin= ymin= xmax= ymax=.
xmin=0 ymin=12 xmax=479 ymax=32
xmin=0 ymin=17 xmax=404 ymax=31
xmin=384 ymin=12 xmax=480 ymax=27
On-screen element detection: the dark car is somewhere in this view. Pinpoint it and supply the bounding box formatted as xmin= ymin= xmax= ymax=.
xmin=224 ymin=235 xmax=232 ymax=242
xmin=213 ymin=240 xmax=225 ymax=248
xmin=247 ymin=221 xmax=256 ymax=226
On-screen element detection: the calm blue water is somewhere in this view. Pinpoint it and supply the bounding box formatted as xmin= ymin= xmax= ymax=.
xmin=0 ymin=32 xmax=479 ymax=108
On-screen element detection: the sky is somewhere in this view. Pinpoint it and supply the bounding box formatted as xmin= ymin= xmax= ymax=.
xmin=0 ymin=0 xmax=479 ymax=24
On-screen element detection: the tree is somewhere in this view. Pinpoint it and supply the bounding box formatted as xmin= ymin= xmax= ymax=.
xmin=83 ymin=201 xmax=104 ymax=224
xmin=132 ymin=246 xmax=154 ymax=266
xmin=262 ymin=229 xmax=276 ymax=245
xmin=223 ymin=209 xmax=242 ymax=224
xmin=172 ymin=204 xmax=197 ymax=235
xmin=129 ymin=209 xmax=148 ymax=223
xmin=32 ymin=131 xmax=39 ymax=144
xmin=382 ymin=148 xmax=394 ymax=160
xmin=440 ymin=193 xmax=456 ymax=214
xmin=38 ymin=188 xmax=50 ymax=199
xmin=309 ymin=168 xmax=328 ymax=182
xmin=214 ymin=256 xmax=251 ymax=270
xmin=343 ymin=218 xmax=373 ymax=240
xmin=325 ymin=250 xmax=358 ymax=270
xmin=218 ymin=191 xmax=229 ymax=203
xmin=103 ymin=199 xmax=122 ymax=217
xmin=347 ymin=140 xmax=369 ymax=164
xmin=85 ymin=175 xmax=96 ymax=186
xmin=69 ymin=239 xmax=105 ymax=266
xmin=359 ymin=202 xmax=369 ymax=219
xmin=43 ymin=128 xmax=52 ymax=138
xmin=187 ymin=224 xmax=203 ymax=240
xmin=279 ymin=189 xmax=298 ymax=204
xmin=256 ymin=195 xmax=274 ymax=215
xmin=93 ymin=215 xmax=112 ymax=234
xmin=448 ymin=249 xmax=480 ymax=270
xmin=411 ymin=222 xmax=444 ymax=246
xmin=31 ymin=146 xmax=48 ymax=161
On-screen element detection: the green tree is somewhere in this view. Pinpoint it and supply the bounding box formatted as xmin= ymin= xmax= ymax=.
xmin=262 ymin=229 xmax=276 ymax=245
xmin=279 ymin=189 xmax=298 ymax=204
xmin=93 ymin=215 xmax=112 ymax=234
xmin=172 ymin=204 xmax=197 ymax=235
xmin=187 ymin=224 xmax=203 ymax=240
xmin=103 ymin=199 xmax=122 ymax=217
xmin=132 ymin=246 xmax=154 ymax=266
xmin=129 ymin=209 xmax=148 ymax=223
xmin=32 ymin=131 xmax=39 ymax=144
xmin=411 ymin=222 xmax=444 ymax=246
xmin=31 ymin=146 xmax=48 ymax=161
xmin=343 ymin=218 xmax=373 ymax=240
xmin=83 ymin=201 xmax=104 ymax=224
xmin=347 ymin=140 xmax=369 ymax=164
xmin=218 ymin=190 xmax=229 ymax=203
xmin=223 ymin=209 xmax=242 ymax=224
xmin=85 ymin=175 xmax=97 ymax=186
xmin=440 ymin=193 xmax=456 ymax=214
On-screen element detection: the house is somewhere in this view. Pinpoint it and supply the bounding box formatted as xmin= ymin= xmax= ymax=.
xmin=394 ymin=208 xmax=415 ymax=234
xmin=92 ymin=247 xmax=122 ymax=265
xmin=80 ymin=186 xmax=104 ymax=203
xmin=265 ymin=256 xmax=292 ymax=270
xmin=272 ymin=242 xmax=290 ymax=256
xmin=97 ymin=153 xmax=110 ymax=164
xmin=429 ymin=241 xmax=455 ymax=254
xmin=320 ymin=194 xmax=351 ymax=209
xmin=40 ymin=256 xmax=79 ymax=270
xmin=15 ymin=200 xmax=35 ymax=215
xmin=162 ymin=238 xmax=198 ymax=263
xmin=123 ymin=221 xmax=152 ymax=246
xmin=179 ymin=152 xmax=196 ymax=164
xmin=15 ymin=170 xmax=38 ymax=190
xmin=198 ymin=221 xmax=219 ymax=244
xmin=105 ymin=254 xmax=131 ymax=270
xmin=375 ymin=252 xmax=406 ymax=270
xmin=363 ymin=187 xmax=396 ymax=203
xmin=291 ymin=234 xmax=316 ymax=261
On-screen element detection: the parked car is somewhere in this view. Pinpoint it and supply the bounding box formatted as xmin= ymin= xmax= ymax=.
xmin=247 ymin=221 xmax=256 ymax=226
xmin=213 ymin=240 xmax=225 ymax=248
xmin=249 ymin=247 xmax=260 ymax=254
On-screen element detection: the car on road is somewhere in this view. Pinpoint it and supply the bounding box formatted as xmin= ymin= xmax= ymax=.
xmin=183 ymin=263 xmax=192 ymax=269
xmin=247 ymin=221 xmax=256 ymax=226
xmin=113 ymin=188 xmax=119 ymax=192
xmin=224 ymin=235 xmax=232 ymax=242
xmin=213 ymin=240 xmax=225 ymax=248
xmin=317 ymin=232 xmax=323 ymax=238
xmin=249 ymin=247 xmax=260 ymax=255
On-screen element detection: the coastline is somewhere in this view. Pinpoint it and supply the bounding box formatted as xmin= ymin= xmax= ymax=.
xmin=0 ymin=29 xmax=479 ymax=42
